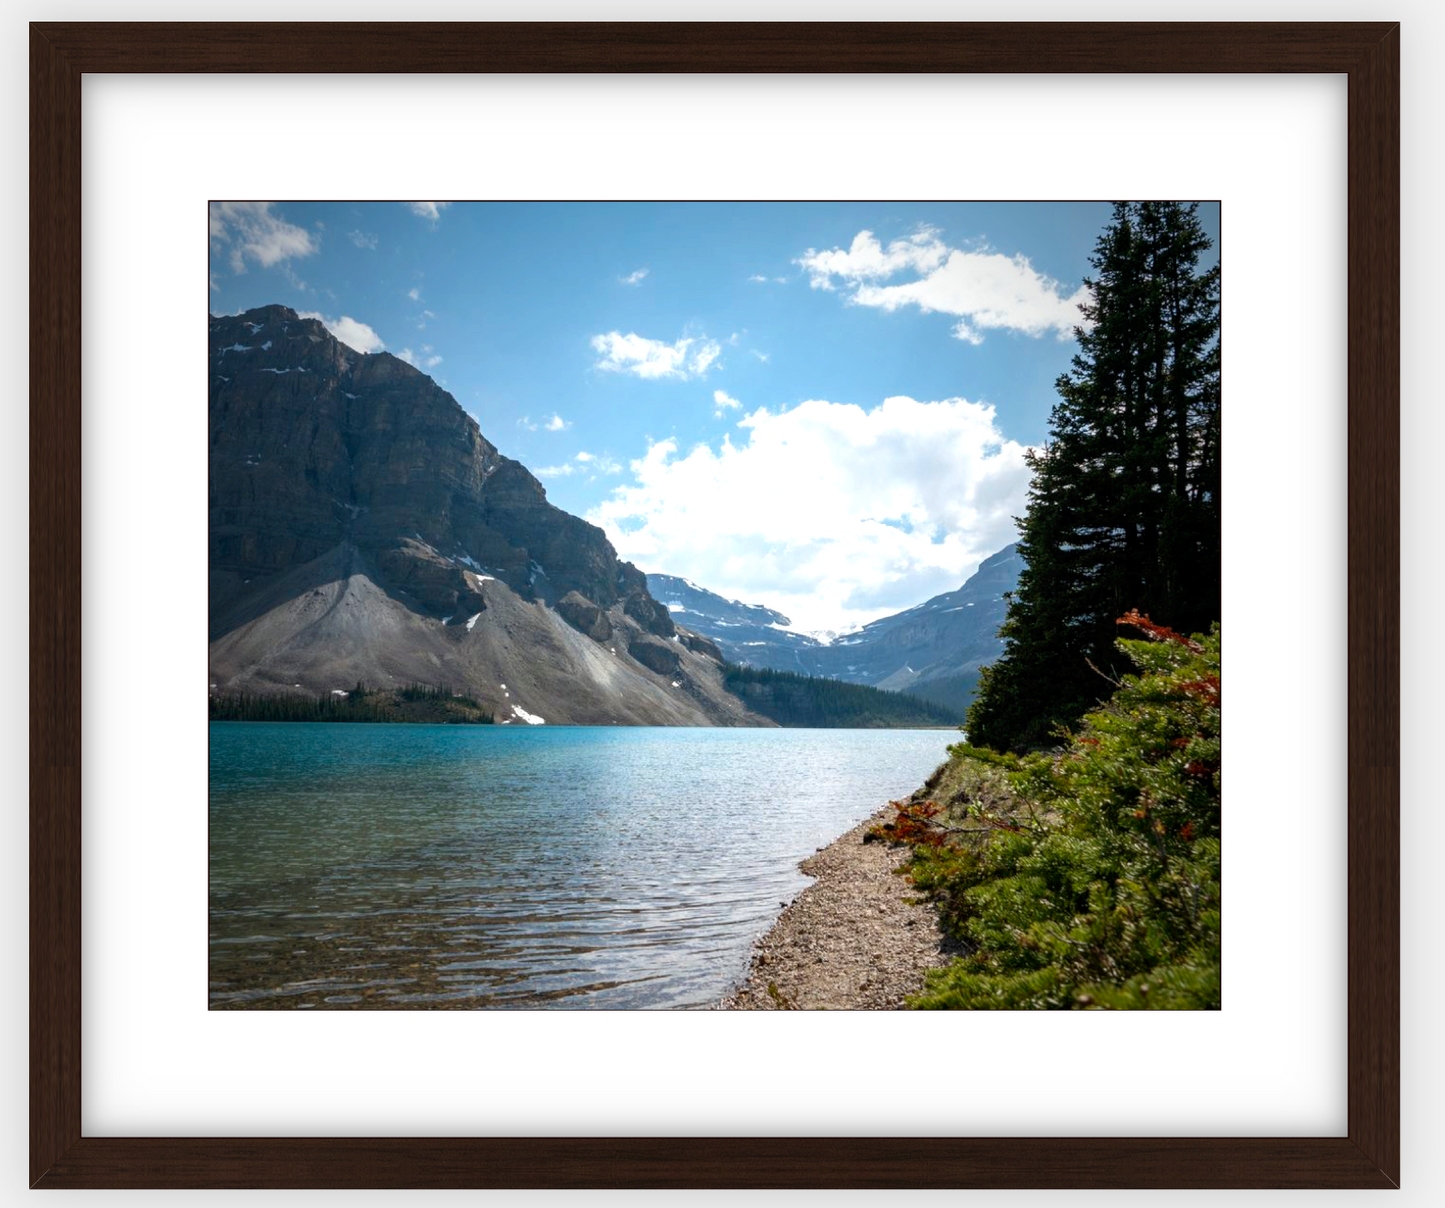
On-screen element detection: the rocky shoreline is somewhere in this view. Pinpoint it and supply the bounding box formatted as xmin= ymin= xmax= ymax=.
xmin=721 ymin=806 xmax=960 ymax=1010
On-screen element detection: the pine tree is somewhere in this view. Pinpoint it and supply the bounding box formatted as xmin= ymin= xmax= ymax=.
xmin=967 ymin=203 xmax=1220 ymax=752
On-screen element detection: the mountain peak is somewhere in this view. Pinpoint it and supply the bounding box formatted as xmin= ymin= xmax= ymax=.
xmin=211 ymin=303 xmax=303 ymax=327
xmin=208 ymin=304 xmax=735 ymax=724
xmin=979 ymin=542 xmax=1022 ymax=570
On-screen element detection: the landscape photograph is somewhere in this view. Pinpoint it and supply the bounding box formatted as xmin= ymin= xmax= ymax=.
xmin=208 ymin=200 xmax=1221 ymax=1011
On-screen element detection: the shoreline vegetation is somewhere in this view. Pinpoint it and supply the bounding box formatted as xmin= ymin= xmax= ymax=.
xmin=725 ymin=613 xmax=1221 ymax=1010
xmin=208 ymin=683 xmax=495 ymax=725
xmin=908 ymin=614 xmax=1219 ymax=1009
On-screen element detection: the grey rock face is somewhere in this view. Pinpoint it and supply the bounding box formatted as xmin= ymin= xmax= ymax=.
xmin=677 ymin=629 xmax=723 ymax=662
xmin=628 ymin=634 xmax=682 ymax=677
xmin=620 ymin=573 xmax=677 ymax=638
xmin=210 ymin=305 xmax=643 ymax=619
xmin=556 ymin=591 xmax=612 ymax=642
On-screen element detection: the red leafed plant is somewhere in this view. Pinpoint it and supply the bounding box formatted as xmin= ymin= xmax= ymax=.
xmin=1116 ymin=608 xmax=1204 ymax=653
xmin=876 ymin=798 xmax=953 ymax=847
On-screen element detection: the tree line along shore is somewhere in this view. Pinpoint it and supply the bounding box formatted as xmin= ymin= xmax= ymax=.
xmin=209 ymin=662 xmax=964 ymax=730
xmin=208 ymin=682 xmax=495 ymax=725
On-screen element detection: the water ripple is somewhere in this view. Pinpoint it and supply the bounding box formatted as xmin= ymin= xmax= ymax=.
xmin=209 ymin=724 xmax=951 ymax=1009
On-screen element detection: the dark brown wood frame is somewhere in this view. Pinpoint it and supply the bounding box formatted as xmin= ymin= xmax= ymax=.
xmin=29 ymin=21 xmax=1399 ymax=1190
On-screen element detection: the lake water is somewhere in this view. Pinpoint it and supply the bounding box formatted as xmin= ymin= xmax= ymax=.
xmin=209 ymin=723 xmax=953 ymax=1010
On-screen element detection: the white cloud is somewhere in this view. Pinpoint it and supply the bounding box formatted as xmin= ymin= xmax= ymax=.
xmin=209 ymin=202 xmax=317 ymax=275
xmin=798 ymin=227 xmax=1088 ymax=343
xmin=405 ymin=202 xmax=451 ymax=222
xmin=394 ymin=346 xmax=441 ymax=371
xmin=278 ymin=262 xmax=311 ymax=293
xmin=691 ymin=342 xmax=721 ymax=376
xmin=542 ymin=451 xmax=622 ymax=479
xmin=575 ymin=451 xmax=623 ymax=474
xmin=712 ymin=389 xmax=742 ymax=418
xmin=620 ymin=268 xmax=649 ymax=286
xmin=297 ymin=311 xmax=385 ymax=354
xmin=407 ymin=287 xmax=422 ymax=301
xmin=544 ymin=413 xmax=571 ymax=432
xmin=517 ymin=416 xmax=539 ymax=432
xmin=348 ymin=230 xmax=378 ymax=250
xmin=589 ymin=395 xmax=1031 ymax=632
xmin=797 ymin=227 xmax=948 ymax=290
xmin=748 ymin=274 xmax=788 ymax=284
xmin=590 ymin=331 xmax=723 ymax=381
xmin=329 ymin=317 xmax=384 ymax=354
xmin=751 ymin=350 xmax=770 ymax=363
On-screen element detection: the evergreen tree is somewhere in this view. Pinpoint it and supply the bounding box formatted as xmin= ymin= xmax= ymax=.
xmin=722 ymin=664 xmax=962 ymax=728
xmin=209 ymin=684 xmax=493 ymax=724
xmin=968 ymin=202 xmax=1220 ymax=752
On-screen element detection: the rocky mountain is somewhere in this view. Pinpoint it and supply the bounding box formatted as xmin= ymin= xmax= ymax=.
xmin=828 ymin=544 xmax=1023 ymax=713
xmin=209 ymin=305 xmax=756 ymax=727
xmin=645 ymin=574 xmax=826 ymax=673
xmin=648 ymin=543 xmax=1023 ymax=715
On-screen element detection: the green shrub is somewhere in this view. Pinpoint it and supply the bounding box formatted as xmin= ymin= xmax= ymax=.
xmin=909 ymin=613 xmax=1220 ymax=1010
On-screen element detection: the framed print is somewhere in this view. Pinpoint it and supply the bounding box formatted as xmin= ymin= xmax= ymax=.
xmin=29 ymin=22 xmax=1398 ymax=1189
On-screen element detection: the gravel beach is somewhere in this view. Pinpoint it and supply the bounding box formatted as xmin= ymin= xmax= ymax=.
xmin=721 ymin=806 xmax=959 ymax=1010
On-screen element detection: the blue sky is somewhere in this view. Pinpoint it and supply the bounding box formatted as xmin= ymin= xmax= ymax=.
xmin=209 ymin=200 xmax=1220 ymax=632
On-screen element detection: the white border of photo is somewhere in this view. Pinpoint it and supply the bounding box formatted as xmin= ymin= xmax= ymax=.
xmin=79 ymin=69 xmax=1345 ymax=1138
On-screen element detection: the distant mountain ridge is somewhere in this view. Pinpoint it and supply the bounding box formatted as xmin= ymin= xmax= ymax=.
xmin=646 ymin=574 xmax=826 ymax=671
xmin=647 ymin=544 xmax=1022 ymax=714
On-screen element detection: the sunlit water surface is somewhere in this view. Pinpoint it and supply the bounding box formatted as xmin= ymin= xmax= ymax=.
xmin=209 ymin=723 xmax=952 ymax=1009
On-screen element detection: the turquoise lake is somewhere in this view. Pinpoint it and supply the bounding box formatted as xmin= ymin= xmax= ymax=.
xmin=209 ymin=723 xmax=953 ymax=1009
